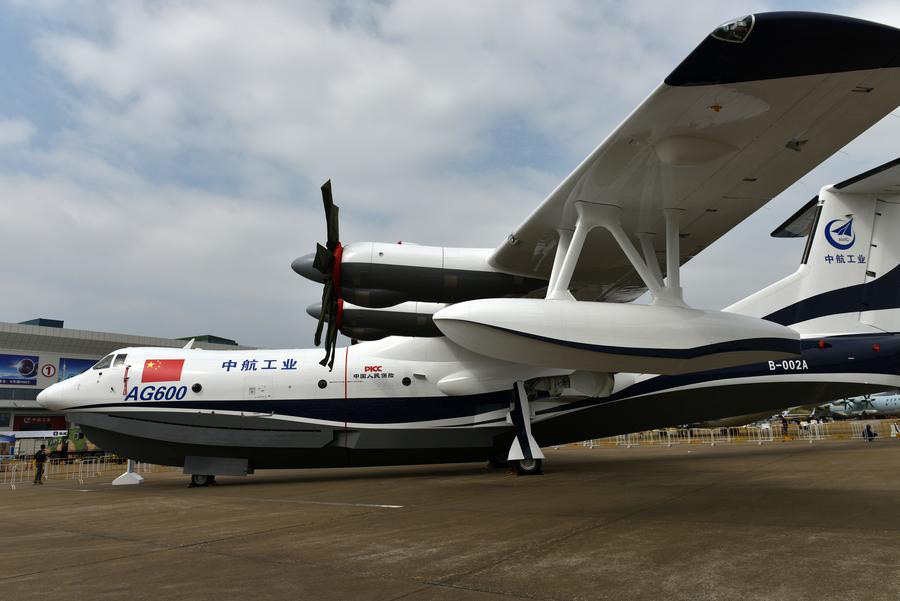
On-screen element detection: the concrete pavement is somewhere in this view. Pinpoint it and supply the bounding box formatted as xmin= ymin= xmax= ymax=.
xmin=2 ymin=440 xmax=898 ymax=600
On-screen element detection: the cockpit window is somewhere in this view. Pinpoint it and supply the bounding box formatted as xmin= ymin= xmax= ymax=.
xmin=113 ymin=354 xmax=127 ymax=367
xmin=711 ymin=14 xmax=755 ymax=43
xmin=92 ymin=354 xmax=114 ymax=370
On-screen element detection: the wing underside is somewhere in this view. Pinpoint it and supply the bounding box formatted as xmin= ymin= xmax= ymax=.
xmin=489 ymin=12 xmax=900 ymax=302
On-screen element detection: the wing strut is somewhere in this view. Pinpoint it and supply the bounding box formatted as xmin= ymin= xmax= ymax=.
xmin=545 ymin=202 xmax=685 ymax=306
xmin=664 ymin=207 xmax=684 ymax=299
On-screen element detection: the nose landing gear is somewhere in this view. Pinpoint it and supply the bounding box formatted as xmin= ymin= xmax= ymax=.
xmin=189 ymin=474 xmax=216 ymax=487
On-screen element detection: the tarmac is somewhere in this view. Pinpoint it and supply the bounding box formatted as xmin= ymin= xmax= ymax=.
xmin=2 ymin=440 xmax=899 ymax=601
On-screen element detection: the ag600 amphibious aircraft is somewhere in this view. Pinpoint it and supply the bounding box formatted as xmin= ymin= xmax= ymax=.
xmin=38 ymin=12 xmax=900 ymax=485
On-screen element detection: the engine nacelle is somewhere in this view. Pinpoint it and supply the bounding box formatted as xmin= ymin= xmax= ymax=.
xmin=307 ymin=301 xmax=445 ymax=341
xmin=293 ymin=243 xmax=546 ymax=308
xmin=433 ymin=298 xmax=801 ymax=375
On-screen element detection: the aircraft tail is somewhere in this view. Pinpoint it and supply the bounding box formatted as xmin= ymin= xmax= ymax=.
xmin=727 ymin=158 xmax=900 ymax=336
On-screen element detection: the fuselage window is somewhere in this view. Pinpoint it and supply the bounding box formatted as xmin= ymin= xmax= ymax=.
xmin=92 ymin=354 xmax=114 ymax=370
xmin=113 ymin=354 xmax=127 ymax=367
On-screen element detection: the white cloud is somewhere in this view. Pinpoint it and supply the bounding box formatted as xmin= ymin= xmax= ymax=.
xmin=852 ymin=1 xmax=900 ymax=27
xmin=0 ymin=118 xmax=35 ymax=146
xmin=2 ymin=1 xmax=899 ymax=347
xmin=31 ymin=1 xmax=773 ymax=185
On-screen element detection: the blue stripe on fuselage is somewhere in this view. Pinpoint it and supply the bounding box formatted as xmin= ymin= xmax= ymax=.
xmin=74 ymin=390 xmax=511 ymax=425
xmin=609 ymin=333 xmax=900 ymax=401
xmin=69 ymin=334 xmax=900 ymax=426
xmin=764 ymin=264 xmax=900 ymax=326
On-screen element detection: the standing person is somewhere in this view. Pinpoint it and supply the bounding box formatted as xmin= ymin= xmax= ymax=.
xmin=781 ymin=416 xmax=790 ymax=441
xmin=864 ymin=424 xmax=877 ymax=442
xmin=33 ymin=444 xmax=48 ymax=485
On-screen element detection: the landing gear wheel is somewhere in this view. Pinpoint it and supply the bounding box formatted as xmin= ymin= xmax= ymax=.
xmin=189 ymin=474 xmax=212 ymax=487
xmin=512 ymin=458 xmax=543 ymax=476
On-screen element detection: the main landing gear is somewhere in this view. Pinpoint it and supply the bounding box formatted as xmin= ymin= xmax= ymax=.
xmin=510 ymin=458 xmax=543 ymax=475
xmin=189 ymin=474 xmax=216 ymax=487
xmin=487 ymin=455 xmax=544 ymax=475
xmin=502 ymin=381 xmax=545 ymax=476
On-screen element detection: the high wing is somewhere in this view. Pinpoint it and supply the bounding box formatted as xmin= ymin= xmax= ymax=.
xmin=295 ymin=12 xmax=900 ymax=354
xmin=489 ymin=12 xmax=900 ymax=302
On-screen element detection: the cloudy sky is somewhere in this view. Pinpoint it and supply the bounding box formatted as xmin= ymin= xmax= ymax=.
xmin=2 ymin=1 xmax=899 ymax=348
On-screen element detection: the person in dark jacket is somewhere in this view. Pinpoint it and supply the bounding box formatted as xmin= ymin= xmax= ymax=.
xmin=33 ymin=444 xmax=47 ymax=484
xmin=864 ymin=424 xmax=877 ymax=442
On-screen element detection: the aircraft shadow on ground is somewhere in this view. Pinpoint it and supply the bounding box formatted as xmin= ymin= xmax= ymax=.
xmin=135 ymin=442 xmax=883 ymax=488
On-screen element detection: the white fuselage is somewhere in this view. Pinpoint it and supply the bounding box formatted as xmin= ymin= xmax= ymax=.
xmin=36 ymin=333 xmax=900 ymax=472
xmin=38 ymin=337 xmax=566 ymax=428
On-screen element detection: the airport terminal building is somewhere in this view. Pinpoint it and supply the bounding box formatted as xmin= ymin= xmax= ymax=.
xmin=0 ymin=318 xmax=250 ymax=448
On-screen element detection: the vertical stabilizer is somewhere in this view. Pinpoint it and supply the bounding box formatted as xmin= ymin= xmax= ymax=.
xmin=727 ymin=158 xmax=900 ymax=336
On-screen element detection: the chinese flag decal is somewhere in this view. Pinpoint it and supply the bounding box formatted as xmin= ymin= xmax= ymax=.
xmin=141 ymin=359 xmax=185 ymax=383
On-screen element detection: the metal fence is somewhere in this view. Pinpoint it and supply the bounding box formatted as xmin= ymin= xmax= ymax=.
xmin=5 ymin=420 xmax=900 ymax=488
xmin=0 ymin=454 xmax=179 ymax=489
xmin=575 ymin=419 xmax=900 ymax=449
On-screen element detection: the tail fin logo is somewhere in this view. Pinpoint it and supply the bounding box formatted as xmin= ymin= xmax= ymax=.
xmin=825 ymin=218 xmax=855 ymax=250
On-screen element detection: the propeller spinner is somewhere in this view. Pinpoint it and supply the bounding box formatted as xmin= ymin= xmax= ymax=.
xmin=311 ymin=180 xmax=343 ymax=370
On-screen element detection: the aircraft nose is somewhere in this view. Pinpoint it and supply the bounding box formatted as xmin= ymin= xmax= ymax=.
xmin=37 ymin=381 xmax=74 ymax=411
xmin=291 ymin=253 xmax=324 ymax=283
xmin=37 ymin=384 xmax=63 ymax=411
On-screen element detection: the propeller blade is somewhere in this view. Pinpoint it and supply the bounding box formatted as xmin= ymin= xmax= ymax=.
xmin=319 ymin=319 xmax=334 ymax=367
xmin=327 ymin=204 xmax=340 ymax=250
xmin=315 ymin=293 xmax=342 ymax=370
xmin=321 ymin=180 xmax=340 ymax=249
xmin=313 ymin=280 xmax=333 ymax=347
xmin=307 ymin=180 xmax=343 ymax=369
xmin=327 ymin=322 xmax=339 ymax=369
xmin=312 ymin=243 xmax=333 ymax=275
xmin=320 ymin=315 xmax=339 ymax=370
xmin=321 ymin=179 xmax=333 ymax=210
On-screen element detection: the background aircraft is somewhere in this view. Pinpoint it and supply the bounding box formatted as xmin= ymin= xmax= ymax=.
xmin=818 ymin=390 xmax=900 ymax=418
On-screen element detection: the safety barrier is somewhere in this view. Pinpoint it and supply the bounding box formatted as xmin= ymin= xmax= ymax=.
xmin=746 ymin=425 xmax=774 ymax=444
xmin=850 ymin=420 xmax=883 ymax=441
xmin=611 ymin=429 xmax=680 ymax=447
xmin=0 ymin=461 xmax=29 ymax=489
xmin=576 ymin=419 xmax=900 ymax=449
xmin=796 ymin=421 xmax=828 ymax=443
xmin=0 ymin=455 xmax=179 ymax=489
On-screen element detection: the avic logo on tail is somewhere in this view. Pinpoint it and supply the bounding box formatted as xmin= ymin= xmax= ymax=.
xmin=824 ymin=217 xmax=855 ymax=250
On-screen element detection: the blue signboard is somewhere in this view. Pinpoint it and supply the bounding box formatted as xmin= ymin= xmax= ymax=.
xmin=0 ymin=353 xmax=39 ymax=385
xmin=58 ymin=358 xmax=96 ymax=382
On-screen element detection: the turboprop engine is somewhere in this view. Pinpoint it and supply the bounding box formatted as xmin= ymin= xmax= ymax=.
xmin=433 ymin=299 xmax=801 ymax=375
xmin=306 ymin=301 xmax=444 ymax=341
xmin=293 ymin=242 xmax=546 ymax=308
